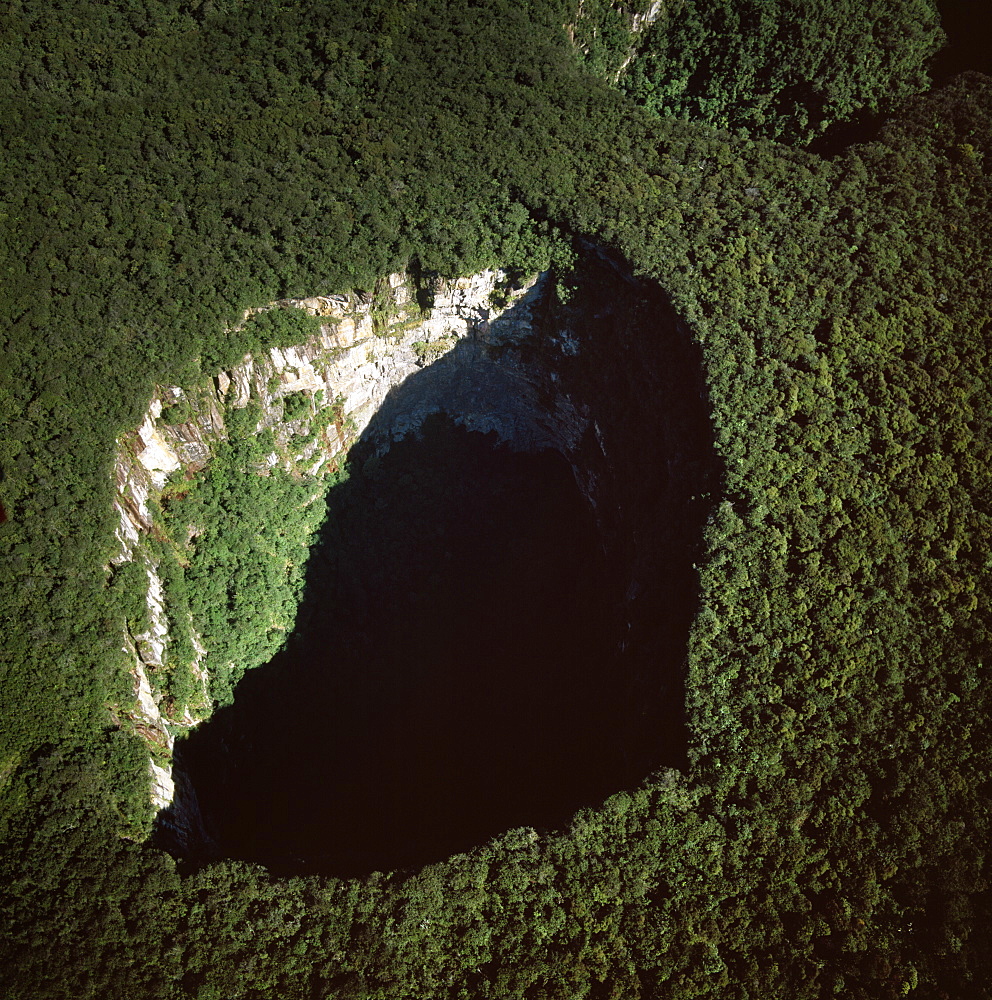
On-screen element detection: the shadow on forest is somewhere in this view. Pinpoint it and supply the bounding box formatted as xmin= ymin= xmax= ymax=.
xmin=158 ymin=256 xmax=716 ymax=877
xmin=931 ymin=1 xmax=991 ymax=81
xmin=810 ymin=4 xmax=988 ymax=159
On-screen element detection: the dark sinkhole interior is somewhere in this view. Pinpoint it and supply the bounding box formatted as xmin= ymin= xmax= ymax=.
xmin=162 ymin=258 xmax=715 ymax=877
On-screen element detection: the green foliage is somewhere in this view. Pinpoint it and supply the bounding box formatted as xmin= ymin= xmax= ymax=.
xmin=159 ymin=395 xmax=196 ymax=426
xmin=154 ymin=398 xmax=337 ymax=708
xmin=205 ymin=307 xmax=325 ymax=372
xmin=0 ymin=738 xmax=179 ymax=1000
xmin=280 ymin=391 xmax=313 ymax=423
xmin=622 ymin=0 xmax=945 ymax=143
xmin=1 ymin=0 xmax=990 ymax=997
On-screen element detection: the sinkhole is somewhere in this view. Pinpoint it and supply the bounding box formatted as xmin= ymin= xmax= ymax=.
xmin=161 ymin=255 xmax=715 ymax=877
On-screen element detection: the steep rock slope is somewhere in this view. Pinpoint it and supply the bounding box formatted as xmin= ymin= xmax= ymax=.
xmin=111 ymin=269 xmax=555 ymax=810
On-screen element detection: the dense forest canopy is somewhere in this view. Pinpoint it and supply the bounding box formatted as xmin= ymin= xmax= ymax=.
xmin=2 ymin=0 xmax=991 ymax=997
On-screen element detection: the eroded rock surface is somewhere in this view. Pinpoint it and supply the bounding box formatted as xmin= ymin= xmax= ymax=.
xmin=116 ymin=253 xmax=715 ymax=866
xmin=112 ymin=269 xmax=565 ymax=814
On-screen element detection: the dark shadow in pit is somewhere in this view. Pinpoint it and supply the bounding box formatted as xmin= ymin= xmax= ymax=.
xmin=931 ymin=1 xmax=991 ymax=81
xmin=807 ymin=106 xmax=886 ymax=158
xmin=157 ymin=253 xmax=718 ymax=877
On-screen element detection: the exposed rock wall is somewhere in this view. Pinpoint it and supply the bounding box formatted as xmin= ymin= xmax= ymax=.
xmin=114 ymin=254 xmax=714 ymax=831
xmin=112 ymin=268 xmax=574 ymax=814
xmin=112 ymin=270 xmax=551 ymax=566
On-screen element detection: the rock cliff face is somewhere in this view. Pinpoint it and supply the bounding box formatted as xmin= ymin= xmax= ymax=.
xmin=112 ymin=268 xmax=582 ymax=814
xmin=567 ymin=0 xmax=665 ymax=80
xmin=114 ymin=253 xmax=714 ymax=847
xmin=112 ymin=269 xmax=551 ymax=566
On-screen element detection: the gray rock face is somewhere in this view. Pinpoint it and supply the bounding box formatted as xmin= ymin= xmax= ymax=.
xmin=359 ymin=272 xmax=589 ymax=457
